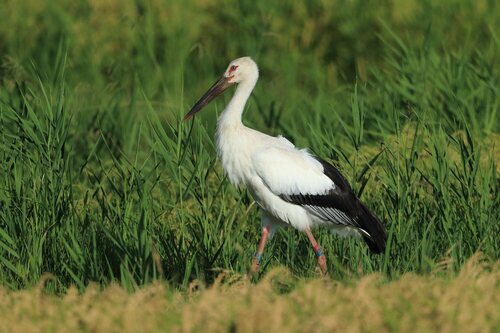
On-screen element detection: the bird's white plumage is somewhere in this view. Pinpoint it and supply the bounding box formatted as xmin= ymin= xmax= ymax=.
xmin=213 ymin=57 xmax=354 ymax=234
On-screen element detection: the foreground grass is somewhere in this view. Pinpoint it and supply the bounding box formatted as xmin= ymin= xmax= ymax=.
xmin=0 ymin=255 xmax=497 ymax=333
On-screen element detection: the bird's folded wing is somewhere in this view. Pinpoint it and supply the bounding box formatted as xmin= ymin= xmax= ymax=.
xmin=252 ymin=146 xmax=360 ymax=227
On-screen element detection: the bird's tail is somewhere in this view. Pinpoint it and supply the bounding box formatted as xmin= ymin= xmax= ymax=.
xmin=357 ymin=201 xmax=387 ymax=254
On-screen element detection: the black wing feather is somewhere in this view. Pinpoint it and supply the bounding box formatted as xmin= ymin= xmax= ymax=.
xmin=280 ymin=157 xmax=387 ymax=254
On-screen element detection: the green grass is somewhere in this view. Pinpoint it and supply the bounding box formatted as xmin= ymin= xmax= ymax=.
xmin=0 ymin=0 xmax=498 ymax=293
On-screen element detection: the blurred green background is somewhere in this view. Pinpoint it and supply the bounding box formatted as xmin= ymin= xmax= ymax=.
xmin=0 ymin=0 xmax=498 ymax=291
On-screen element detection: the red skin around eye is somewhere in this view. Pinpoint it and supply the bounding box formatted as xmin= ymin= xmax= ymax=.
xmin=229 ymin=65 xmax=238 ymax=73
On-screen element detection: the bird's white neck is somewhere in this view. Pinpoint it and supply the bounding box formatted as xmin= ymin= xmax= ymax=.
xmin=216 ymin=76 xmax=258 ymax=185
xmin=217 ymin=77 xmax=257 ymax=127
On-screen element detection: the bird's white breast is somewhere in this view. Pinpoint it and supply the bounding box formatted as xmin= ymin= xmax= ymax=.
xmin=215 ymin=123 xmax=254 ymax=185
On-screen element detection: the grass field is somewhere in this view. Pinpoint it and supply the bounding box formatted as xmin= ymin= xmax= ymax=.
xmin=0 ymin=0 xmax=499 ymax=331
xmin=0 ymin=255 xmax=498 ymax=332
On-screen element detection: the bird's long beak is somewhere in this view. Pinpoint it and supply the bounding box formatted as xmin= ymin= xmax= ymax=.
xmin=183 ymin=76 xmax=234 ymax=121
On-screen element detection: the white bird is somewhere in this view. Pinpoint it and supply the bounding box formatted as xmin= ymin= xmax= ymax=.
xmin=184 ymin=57 xmax=386 ymax=275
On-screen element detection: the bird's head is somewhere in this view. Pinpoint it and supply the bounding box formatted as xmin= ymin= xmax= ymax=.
xmin=223 ymin=57 xmax=259 ymax=84
xmin=183 ymin=57 xmax=258 ymax=121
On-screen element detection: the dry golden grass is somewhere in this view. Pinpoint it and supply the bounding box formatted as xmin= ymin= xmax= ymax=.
xmin=0 ymin=255 xmax=497 ymax=333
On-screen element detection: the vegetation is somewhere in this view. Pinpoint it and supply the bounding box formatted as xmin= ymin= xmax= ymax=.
xmin=0 ymin=256 xmax=498 ymax=332
xmin=0 ymin=0 xmax=498 ymax=325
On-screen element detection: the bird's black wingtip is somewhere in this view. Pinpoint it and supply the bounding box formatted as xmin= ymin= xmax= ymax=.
xmin=312 ymin=156 xmax=388 ymax=253
xmin=358 ymin=202 xmax=387 ymax=254
xmin=362 ymin=235 xmax=386 ymax=254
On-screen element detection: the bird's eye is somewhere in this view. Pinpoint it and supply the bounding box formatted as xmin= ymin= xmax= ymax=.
xmin=229 ymin=65 xmax=238 ymax=72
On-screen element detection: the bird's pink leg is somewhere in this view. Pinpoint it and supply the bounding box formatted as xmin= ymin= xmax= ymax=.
xmin=250 ymin=225 xmax=270 ymax=275
xmin=305 ymin=228 xmax=328 ymax=276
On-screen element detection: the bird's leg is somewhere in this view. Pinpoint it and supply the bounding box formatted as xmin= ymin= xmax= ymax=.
xmin=250 ymin=225 xmax=270 ymax=275
xmin=305 ymin=228 xmax=328 ymax=276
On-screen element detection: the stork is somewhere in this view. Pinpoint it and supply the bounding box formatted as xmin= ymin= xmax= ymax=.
xmin=184 ymin=57 xmax=386 ymax=276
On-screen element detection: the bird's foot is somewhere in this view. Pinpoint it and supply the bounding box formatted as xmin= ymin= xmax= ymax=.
xmin=247 ymin=255 xmax=262 ymax=279
xmin=250 ymin=260 xmax=259 ymax=274
xmin=317 ymin=254 xmax=328 ymax=277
